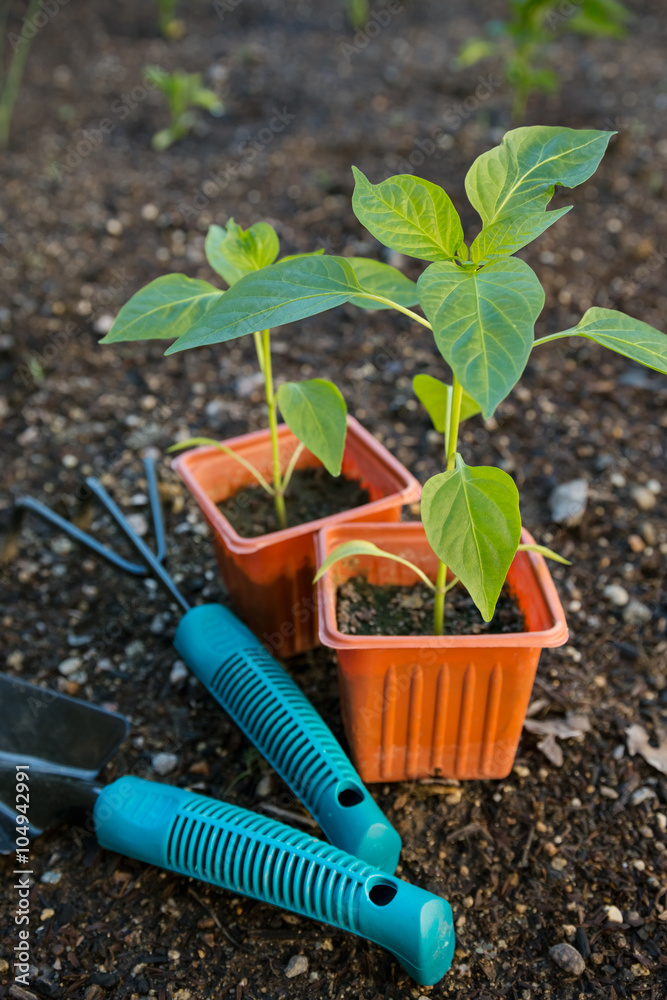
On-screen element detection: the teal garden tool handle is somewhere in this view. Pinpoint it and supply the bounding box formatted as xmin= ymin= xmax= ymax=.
xmin=173 ymin=604 xmax=401 ymax=874
xmin=94 ymin=776 xmax=454 ymax=986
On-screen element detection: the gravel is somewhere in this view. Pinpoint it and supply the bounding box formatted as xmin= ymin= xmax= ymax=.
xmin=284 ymin=955 xmax=309 ymax=978
xmin=549 ymin=942 xmax=586 ymax=976
xmin=548 ymin=479 xmax=588 ymax=526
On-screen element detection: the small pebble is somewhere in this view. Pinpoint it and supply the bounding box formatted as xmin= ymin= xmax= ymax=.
xmin=152 ymin=753 xmax=178 ymax=776
xmin=600 ymin=786 xmax=619 ymax=799
xmin=628 ymin=534 xmax=645 ymax=553
xmin=255 ymin=774 xmax=272 ymax=798
xmin=656 ymin=813 xmax=667 ymax=833
xmin=623 ymin=600 xmax=652 ymax=625
xmin=605 ymin=905 xmax=624 ymax=924
xmin=603 ymin=583 xmax=629 ymax=607
xmin=631 ymin=485 xmax=656 ymax=511
xmin=549 ymin=479 xmax=588 ymax=526
xmin=549 ymin=942 xmax=585 ymax=976
xmin=93 ymin=313 xmax=114 ymax=334
xmin=58 ymin=655 xmax=82 ymax=677
xmin=0 ymin=959 xmax=8 ymax=973
xmin=41 ymin=870 xmax=62 ymax=885
xmin=642 ymin=522 xmax=657 ymax=546
xmin=7 ymin=650 xmax=23 ymax=669
xmin=610 ymin=471 xmax=626 ymax=488
xmin=169 ymin=660 xmax=189 ymax=684
xmin=62 ymin=453 xmax=78 ymax=468
xmin=647 ymin=478 xmax=661 ymax=494
xmin=631 ymin=787 xmax=655 ymax=806
xmin=126 ymin=513 xmax=149 ymax=537
xmin=40 ymin=907 xmax=55 ymax=921
xmin=284 ymin=955 xmax=309 ymax=978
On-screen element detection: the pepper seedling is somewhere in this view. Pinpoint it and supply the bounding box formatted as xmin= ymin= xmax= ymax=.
xmin=314 ymin=125 xmax=667 ymax=632
xmin=456 ymin=0 xmax=630 ymax=120
xmin=100 ymin=219 xmax=357 ymax=529
xmin=146 ymin=66 xmax=224 ymax=150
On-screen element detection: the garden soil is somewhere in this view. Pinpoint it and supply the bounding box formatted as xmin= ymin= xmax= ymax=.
xmin=1 ymin=1 xmax=667 ymax=998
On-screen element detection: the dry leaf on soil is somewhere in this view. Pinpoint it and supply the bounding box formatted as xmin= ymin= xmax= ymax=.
xmin=523 ymin=711 xmax=591 ymax=767
xmin=626 ymin=724 xmax=667 ymax=776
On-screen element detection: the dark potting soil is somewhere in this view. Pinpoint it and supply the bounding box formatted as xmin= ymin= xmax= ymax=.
xmin=337 ymin=576 xmax=525 ymax=636
xmin=218 ymin=467 xmax=370 ymax=536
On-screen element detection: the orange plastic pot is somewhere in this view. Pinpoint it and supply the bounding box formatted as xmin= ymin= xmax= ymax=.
xmin=172 ymin=416 xmax=421 ymax=659
xmin=315 ymin=522 xmax=568 ymax=782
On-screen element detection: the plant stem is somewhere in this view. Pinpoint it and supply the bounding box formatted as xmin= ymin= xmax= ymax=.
xmin=261 ymin=328 xmax=287 ymax=530
xmin=433 ymin=560 xmax=448 ymax=636
xmin=433 ymin=377 xmax=464 ymax=635
xmin=0 ymin=0 xmax=41 ymax=148
xmin=168 ymin=438 xmax=275 ymax=495
xmin=281 ymin=441 xmax=305 ymax=495
xmin=358 ymin=294 xmax=434 ymax=330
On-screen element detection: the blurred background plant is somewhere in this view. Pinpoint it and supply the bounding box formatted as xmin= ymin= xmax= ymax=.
xmin=146 ymin=65 xmax=224 ymax=150
xmin=0 ymin=0 xmax=40 ymax=147
xmin=345 ymin=0 xmax=370 ymax=29
xmin=455 ymin=0 xmax=630 ymax=120
xmin=156 ymin=0 xmax=185 ymax=40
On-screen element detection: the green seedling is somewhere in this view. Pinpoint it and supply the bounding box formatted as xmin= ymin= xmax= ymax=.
xmin=345 ymin=0 xmax=370 ymax=29
xmin=101 ymin=220 xmax=355 ymax=530
xmin=146 ymin=66 xmax=223 ymax=150
xmin=456 ymin=0 xmax=630 ymax=120
xmin=101 ymin=125 xmax=667 ymax=633
xmin=0 ymin=0 xmax=41 ymax=147
xmin=156 ymin=0 xmax=185 ymax=39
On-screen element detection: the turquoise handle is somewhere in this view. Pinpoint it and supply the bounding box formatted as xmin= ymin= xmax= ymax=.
xmin=94 ymin=777 xmax=454 ymax=986
xmin=173 ymin=604 xmax=401 ymax=874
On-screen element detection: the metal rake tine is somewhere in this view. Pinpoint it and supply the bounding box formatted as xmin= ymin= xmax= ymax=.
xmin=143 ymin=455 xmax=167 ymax=565
xmin=4 ymin=498 xmax=147 ymax=575
xmin=84 ymin=477 xmax=190 ymax=614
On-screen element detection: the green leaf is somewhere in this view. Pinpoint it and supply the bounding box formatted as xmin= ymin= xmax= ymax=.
xmin=276 ymin=379 xmax=347 ymax=477
xmin=465 ymin=126 xmax=614 ymax=228
xmin=351 ymin=166 xmax=464 ymax=262
xmin=166 ymin=255 xmax=362 ymax=354
xmin=346 ymin=258 xmax=418 ymax=310
xmin=541 ymin=307 xmax=667 ymax=375
xmin=412 ymin=373 xmax=481 ymax=435
xmin=100 ymin=275 xmax=222 ymax=343
xmin=417 ymin=258 xmax=545 ymax=418
xmin=421 ymin=456 xmax=521 ymax=621
xmin=205 ymin=219 xmax=280 ymax=286
xmin=517 ymin=543 xmax=571 ymax=565
xmin=470 ymin=206 xmax=572 ymax=263
xmin=192 ymin=89 xmax=224 ymax=115
xmin=313 ymin=539 xmax=436 ymax=590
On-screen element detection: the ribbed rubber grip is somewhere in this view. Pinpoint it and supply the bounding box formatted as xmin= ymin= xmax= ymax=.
xmin=173 ymin=604 xmax=401 ymax=873
xmin=94 ymin=777 xmax=454 ymax=986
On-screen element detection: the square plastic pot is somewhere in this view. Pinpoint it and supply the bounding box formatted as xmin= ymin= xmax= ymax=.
xmin=315 ymin=522 xmax=568 ymax=782
xmin=171 ymin=416 xmax=421 ymax=659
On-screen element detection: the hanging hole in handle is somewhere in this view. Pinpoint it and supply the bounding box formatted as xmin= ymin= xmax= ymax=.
xmin=337 ymin=783 xmax=364 ymax=808
xmin=368 ymin=878 xmax=398 ymax=907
